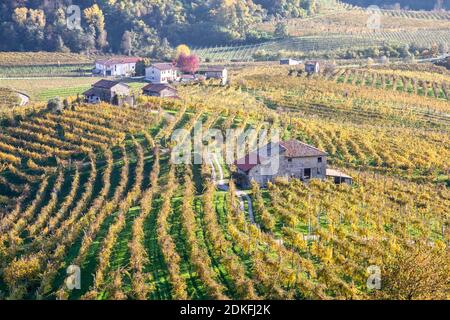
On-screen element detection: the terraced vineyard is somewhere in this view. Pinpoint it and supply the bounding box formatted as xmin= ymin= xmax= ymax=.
xmin=195 ymin=3 xmax=450 ymax=62
xmin=322 ymin=67 xmax=450 ymax=100
xmin=194 ymin=29 xmax=450 ymax=62
xmin=0 ymin=63 xmax=448 ymax=300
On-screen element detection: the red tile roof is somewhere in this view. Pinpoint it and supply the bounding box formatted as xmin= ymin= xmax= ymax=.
xmin=96 ymin=57 xmax=142 ymax=66
xmin=279 ymin=140 xmax=327 ymax=158
xmin=151 ymin=63 xmax=176 ymax=71
xmin=142 ymin=83 xmax=177 ymax=93
xmin=91 ymin=79 xmax=129 ymax=89
xmin=199 ymin=66 xmax=226 ymax=72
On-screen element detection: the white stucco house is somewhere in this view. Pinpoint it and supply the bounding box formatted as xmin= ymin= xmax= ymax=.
xmin=94 ymin=57 xmax=142 ymax=77
xmin=145 ymin=63 xmax=179 ymax=84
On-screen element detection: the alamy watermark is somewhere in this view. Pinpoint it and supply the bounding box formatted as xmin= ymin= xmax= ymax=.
xmin=366 ymin=5 xmax=382 ymax=32
xmin=65 ymin=265 xmax=81 ymax=290
xmin=66 ymin=5 xmax=82 ymax=30
xmin=366 ymin=265 xmax=381 ymax=290
xmin=170 ymin=121 xmax=281 ymax=175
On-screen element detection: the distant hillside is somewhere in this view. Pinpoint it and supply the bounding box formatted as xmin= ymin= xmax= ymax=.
xmin=0 ymin=0 xmax=333 ymax=57
xmin=340 ymin=0 xmax=450 ymax=10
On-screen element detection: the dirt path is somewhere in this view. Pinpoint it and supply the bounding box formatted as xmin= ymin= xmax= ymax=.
xmin=207 ymin=153 xmax=256 ymax=225
xmin=17 ymin=92 xmax=29 ymax=106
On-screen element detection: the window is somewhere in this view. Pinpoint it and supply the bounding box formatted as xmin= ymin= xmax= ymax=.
xmin=288 ymin=158 xmax=292 ymax=162
xmin=318 ymin=157 xmax=322 ymax=163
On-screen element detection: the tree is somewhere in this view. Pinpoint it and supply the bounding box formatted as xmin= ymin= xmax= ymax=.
xmin=83 ymin=4 xmax=105 ymax=33
xmin=154 ymin=38 xmax=173 ymax=60
xmin=438 ymin=42 xmax=448 ymax=55
xmin=84 ymin=25 xmax=97 ymax=53
xmin=375 ymin=243 xmax=449 ymax=300
xmin=47 ymin=98 xmax=63 ymax=114
xmin=121 ymin=31 xmax=133 ymax=56
xmin=12 ymin=8 xmax=28 ymax=25
xmin=175 ymin=44 xmax=190 ymax=59
xmin=274 ymin=22 xmax=289 ymax=38
xmin=177 ymin=54 xmax=200 ymax=74
xmin=97 ymin=30 xmax=108 ymax=51
xmin=135 ymin=59 xmax=149 ymax=76
xmin=54 ymin=35 xmax=69 ymax=52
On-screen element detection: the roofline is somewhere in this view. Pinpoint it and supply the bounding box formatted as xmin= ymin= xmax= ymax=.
xmin=280 ymin=140 xmax=328 ymax=156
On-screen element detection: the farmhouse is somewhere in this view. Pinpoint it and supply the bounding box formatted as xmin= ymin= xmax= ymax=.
xmin=142 ymin=84 xmax=178 ymax=98
xmin=145 ymin=63 xmax=179 ymax=84
xmin=198 ymin=67 xmax=228 ymax=85
xmin=280 ymin=58 xmax=301 ymax=66
xmin=94 ymin=57 xmax=141 ymax=77
xmin=236 ymin=139 xmax=328 ymax=187
xmin=83 ymin=79 xmax=131 ymax=105
xmin=305 ymin=61 xmax=320 ymax=74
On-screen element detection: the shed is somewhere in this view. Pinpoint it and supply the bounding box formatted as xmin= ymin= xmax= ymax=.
xmin=326 ymin=169 xmax=353 ymax=185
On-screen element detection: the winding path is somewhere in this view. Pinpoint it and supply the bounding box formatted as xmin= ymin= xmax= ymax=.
xmin=207 ymin=153 xmax=256 ymax=225
xmin=17 ymin=92 xmax=29 ymax=106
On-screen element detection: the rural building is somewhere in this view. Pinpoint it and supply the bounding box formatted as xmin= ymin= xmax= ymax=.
xmin=142 ymin=84 xmax=178 ymax=98
xmin=326 ymin=169 xmax=353 ymax=185
xmin=94 ymin=57 xmax=142 ymax=77
xmin=180 ymin=74 xmax=196 ymax=83
xmin=83 ymin=79 xmax=131 ymax=105
xmin=305 ymin=61 xmax=320 ymax=74
xmin=236 ymin=139 xmax=328 ymax=187
xmin=199 ymin=67 xmax=228 ymax=85
xmin=145 ymin=63 xmax=179 ymax=84
xmin=280 ymin=58 xmax=301 ymax=66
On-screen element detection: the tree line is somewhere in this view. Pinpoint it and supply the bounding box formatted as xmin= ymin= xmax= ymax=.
xmin=0 ymin=0 xmax=321 ymax=58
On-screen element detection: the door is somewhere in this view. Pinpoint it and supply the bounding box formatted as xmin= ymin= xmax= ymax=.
xmin=304 ymin=168 xmax=311 ymax=179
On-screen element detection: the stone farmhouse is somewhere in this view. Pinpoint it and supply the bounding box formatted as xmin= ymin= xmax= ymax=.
xmin=145 ymin=63 xmax=179 ymax=84
xmin=236 ymin=139 xmax=328 ymax=186
xmin=94 ymin=57 xmax=142 ymax=77
xmin=142 ymin=84 xmax=179 ymax=98
xmin=83 ymin=80 xmax=132 ymax=105
xmin=236 ymin=139 xmax=352 ymax=187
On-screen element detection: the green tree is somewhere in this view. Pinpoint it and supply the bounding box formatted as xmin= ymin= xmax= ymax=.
xmin=121 ymin=31 xmax=133 ymax=56
xmin=274 ymin=22 xmax=289 ymax=38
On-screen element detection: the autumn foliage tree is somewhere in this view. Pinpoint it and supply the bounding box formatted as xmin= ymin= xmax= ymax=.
xmin=375 ymin=242 xmax=449 ymax=300
xmin=175 ymin=44 xmax=190 ymax=59
xmin=176 ymin=53 xmax=200 ymax=74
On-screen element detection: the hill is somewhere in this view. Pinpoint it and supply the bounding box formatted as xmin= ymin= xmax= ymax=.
xmin=0 ymin=0 xmax=332 ymax=56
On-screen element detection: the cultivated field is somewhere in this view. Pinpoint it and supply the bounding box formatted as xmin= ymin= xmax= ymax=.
xmin=0 ymin=62 xmax=448 ymax=300
xmin=0 ymin=78 xmax=148 ymax=102
xmin=194 ymin=6 xmax=450 ymax=62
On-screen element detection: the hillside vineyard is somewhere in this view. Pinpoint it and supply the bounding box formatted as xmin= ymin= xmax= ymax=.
xmin=0 ymin=0 xmax=449 ymax=303
xmin=0 ymin=65 xmax=448 ymax=299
